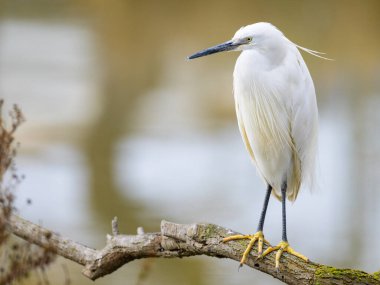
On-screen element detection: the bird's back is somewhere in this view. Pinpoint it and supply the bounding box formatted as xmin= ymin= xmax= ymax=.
xmin=233 ymin=42 xmax=318 ymax=201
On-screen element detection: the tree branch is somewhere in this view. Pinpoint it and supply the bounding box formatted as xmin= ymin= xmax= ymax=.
xmin=6 ymin=214 xmax=380 ymax=285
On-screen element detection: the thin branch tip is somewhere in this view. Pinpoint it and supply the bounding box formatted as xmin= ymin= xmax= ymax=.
xmin=137 ymin=227 xmax=144 ymax=235
xmin=111 ymin=216 xmax=119 ymax=236
xmin=6 ymin=215 xmax=379 ymax=285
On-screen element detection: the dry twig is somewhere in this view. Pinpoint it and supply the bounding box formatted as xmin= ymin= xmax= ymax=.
xmin=6 ymin=215 xmax=380 ymax=285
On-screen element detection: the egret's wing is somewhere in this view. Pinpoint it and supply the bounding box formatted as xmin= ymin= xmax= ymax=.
xmin=234 ymin=75 xmax=295 ymax=200
xmin=236 ymin=97 xmax=282 ymax=200
xmin=235 ymin=101 xmax=255 ymax=162
xmin=233 ymin=45 xmax=318 ymax=201
xmin=289 ymin=47 xmax=319 ymax=198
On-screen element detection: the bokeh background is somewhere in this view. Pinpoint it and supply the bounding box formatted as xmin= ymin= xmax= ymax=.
xmin=1 ymin=0 xmax=380 ymax=284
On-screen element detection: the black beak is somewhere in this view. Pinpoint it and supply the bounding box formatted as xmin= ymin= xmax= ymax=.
xmin=187 ymin=40 xmax=238 ymax=60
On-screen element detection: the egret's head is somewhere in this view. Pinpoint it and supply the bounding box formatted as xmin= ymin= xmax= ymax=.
xmin=188 ymin=22 xmax=285 ymax=60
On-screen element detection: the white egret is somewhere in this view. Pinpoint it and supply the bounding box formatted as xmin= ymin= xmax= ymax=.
xmin=188 ymin=22 xmax=323 ymax=269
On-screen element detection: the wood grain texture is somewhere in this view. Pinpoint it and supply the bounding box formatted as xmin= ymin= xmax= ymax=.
xmin=7 ymin=215 xmax=380 ymax=284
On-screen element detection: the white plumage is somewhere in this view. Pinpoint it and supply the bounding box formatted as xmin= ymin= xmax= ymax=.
xmin=188 ymin=22 xmax=322 ymax=268
xmin=232 ymin=23 xmax=318 ymax=201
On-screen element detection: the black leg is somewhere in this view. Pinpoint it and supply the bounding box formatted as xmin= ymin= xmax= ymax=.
xmin=281 ymin=182 xmax=288 ymax=242
xmin=257 ymin=185 xmax=272 ymax=232
xmin=259 ymin=181 xmax=309 ymax=267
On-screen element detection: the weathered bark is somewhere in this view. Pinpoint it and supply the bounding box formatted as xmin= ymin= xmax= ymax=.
xmin=6 ymin=214 xmax=380 ymax=285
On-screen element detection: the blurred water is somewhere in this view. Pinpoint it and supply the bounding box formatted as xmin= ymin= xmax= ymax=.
xmin=1 ymin=3 xmax=380 ymax=285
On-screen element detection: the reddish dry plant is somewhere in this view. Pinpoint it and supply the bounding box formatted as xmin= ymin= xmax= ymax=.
xmin=0 ymin=99 xmax=24 ymax=244
xmin=0 ymin=100 xmax=56 ymax=285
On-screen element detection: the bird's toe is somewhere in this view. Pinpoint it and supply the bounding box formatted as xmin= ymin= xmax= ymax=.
xmin=259 ymin=241 xmax=309 ymax=269
xmin=223 ymin=231 xmax=270 ymax=267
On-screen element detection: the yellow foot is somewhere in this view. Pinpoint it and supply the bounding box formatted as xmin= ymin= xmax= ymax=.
xmin=259 ymin=241 xmax=309 ymax=269
xmin=222 ymin=231 xmax=270 ymax=266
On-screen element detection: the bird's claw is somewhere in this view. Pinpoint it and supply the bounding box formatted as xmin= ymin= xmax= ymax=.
xmin=260 ymin=240 xmax=309 ymax=269
xmin=222 ymin=231 xmax=270 ymax=266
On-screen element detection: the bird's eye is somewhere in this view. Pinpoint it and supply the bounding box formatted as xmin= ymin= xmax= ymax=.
xmin=246 ymin=37 xmax=252 ymax=42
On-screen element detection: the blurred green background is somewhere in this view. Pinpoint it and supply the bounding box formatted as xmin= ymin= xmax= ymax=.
xmin=1 ymin=0 xmax=379 ymax=284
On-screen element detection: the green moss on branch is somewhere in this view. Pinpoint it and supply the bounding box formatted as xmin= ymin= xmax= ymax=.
xmin=314 ymin=265 xmax=380 ymax=285
xmin=373 ymin=271 xmax=380 ymax=281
